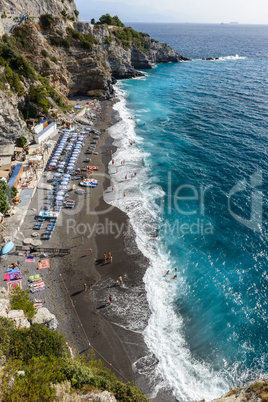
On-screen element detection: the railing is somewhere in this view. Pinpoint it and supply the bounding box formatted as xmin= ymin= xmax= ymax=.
xmin=9 ymin=14 xmax=26 ymax=33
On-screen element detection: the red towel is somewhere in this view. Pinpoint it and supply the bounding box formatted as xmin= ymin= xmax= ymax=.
xmin=4 ymin=274 xmax=9 ymax=281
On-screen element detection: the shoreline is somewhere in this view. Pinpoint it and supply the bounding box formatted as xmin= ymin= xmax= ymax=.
xmin=2 ymin=95 xmax=176 ymax=400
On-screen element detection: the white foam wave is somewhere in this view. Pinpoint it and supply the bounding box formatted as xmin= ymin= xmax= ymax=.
xmin=105 ymin=83 xmax=231 ymax=401
xmin=219 ymin=54 xmax=246 ymax=61
xmin=195 ymin=54 xmax=246 ymax=62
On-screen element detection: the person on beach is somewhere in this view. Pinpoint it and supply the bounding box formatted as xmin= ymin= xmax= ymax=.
xmin=124 ymin=192 xmax=125 ymax=197
xmin=175 ymin=268 xmax=178 ymax=272
xmin=88 ymin=249 xmax=92 ymax=253
xmin=125 ymin=175 xmax=127 ymax=180
xmin=166 ymin=270 xmax=170 ymax=275
xmin=83 ymin=282 xmax=87 ymax=291
xmin=112 ymin=186 xmax=114 ymax=192
xmin=112 ymin=159 xmax=114 ymax=165
xmin=109 ymin=295 xmax=113 ymax=304
xmin=173 ymin=275 xmax=177 ymax=279
xmin=106 ymin=147 xmax=109 ymax=154
xmin=118 ymin=276 xmax=123 ymax=286
xmin=107 ymin=252 xmax=111 ymax=260
xmin=103 ymin=253 xmax=107 ymax=263
xmin=110 ymin=254 xmax=113 ymax=263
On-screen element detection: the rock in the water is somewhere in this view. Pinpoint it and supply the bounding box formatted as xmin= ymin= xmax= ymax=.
xmin=32 ymin=307 xmax=58 ymax=330
xmin=7 ymin=310 xmax=30 ymax=328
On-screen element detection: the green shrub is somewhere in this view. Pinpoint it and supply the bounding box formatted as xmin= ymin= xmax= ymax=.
xmin=10 ymin=287 xmax=36 ymax=319
xmin=1 ymin=13 xmax=7 ymax=19
xmin=0 ymin=41 xmax=35 ymax=80
xmin=41 ymin=49 xmax=49 ymax=58
xmin=98 ymin=14 xmax=124 ymax=27
xmin=5 ymin=185 xmax=18 ymax=201
xmin=0 ymin=181 xmax=11 ymax=213
xmin=74 ymin=9 xmax=79 ymax=17
xmin=4 ymin=65 xmax=25 ymax=95
xmin=38 ymin=75 xmax=64 ymax=108
xmin=2 ymin=356 xmax=66 ymax=402
xmin=17 ymin=136 xmax=27 ymax=148
xmin=50 ymin=56 xmax=57 ymax=63
xmin=12 ymin=24 xmax=33 ymax=49
xmin=40 ymin=14 xmax=55 ymax=29
xmin=61 ymin=9 xmax=67 ymax=17
xmin=44 ymin=60 xmax=50 ymax=68
xmin=29 ymin=84 xmax=50 ymax=112
xmin=62 ymin=357 xmax=94 ymax=387
xmin=0 ymin=323 xmax=70 ymax=362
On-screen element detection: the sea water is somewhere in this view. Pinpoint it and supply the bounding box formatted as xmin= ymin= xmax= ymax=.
xmin=104 ymin=24 xmax=268 ymax=401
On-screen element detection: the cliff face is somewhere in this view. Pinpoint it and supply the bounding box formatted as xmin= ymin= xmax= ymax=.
xmin=0 ymin=0 xmax=78 ymax=19
xmin=11 ymin=19 xmax=187 ymax=99
xmin=212 ymin=380 xmax=268 ymax=402
xmin=0 ymin=14 xmax=188 ymax=143
xmin=0 ymin=86 xmax=26 ymax=142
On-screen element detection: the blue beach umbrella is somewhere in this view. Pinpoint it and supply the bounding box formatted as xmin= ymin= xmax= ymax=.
xmin=1 ymin=241 xmax=14 ymax=255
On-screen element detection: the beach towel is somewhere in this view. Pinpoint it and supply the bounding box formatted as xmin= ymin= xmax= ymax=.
xmin=7 ymin=280 xmax=22 ymax=292
xmin=29 ymin=274 xmax=40 ymax=281
xmin=25 ymin=255 xmax=35 ymax=263
xmin=37 ymin=259 xmax=50 ymax=269
xmin=9 ymin=271 xmax=22 ymax=281
xmin=7 ymin=268 xmax=19 ymax=273
xmin=4 ymin=274 xmax=9 ymax=281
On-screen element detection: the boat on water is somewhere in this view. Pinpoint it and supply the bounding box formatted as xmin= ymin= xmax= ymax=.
xmin=79 ymin=178 xmax=98 ymax=187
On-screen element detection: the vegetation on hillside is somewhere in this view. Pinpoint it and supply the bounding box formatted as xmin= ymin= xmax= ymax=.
xmin=49 ymin=26 xmax=98 ymax=50
xmin=112 ymin=27 xmax=150 ymax=51
xmin=0 ymin=317 xmax=148 ymax=402
xmin=0 ymin=23 xmax=70 ymax=118
xmin=10 ymin=288 xmax=36 ymax=320
xmin=0 ymin=181 xmax=17 ymax=214
xmin=97 ymin=13 xmax=124 ymax=27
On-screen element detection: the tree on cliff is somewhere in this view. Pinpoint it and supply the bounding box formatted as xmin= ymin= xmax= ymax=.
xmin=98 ymin=14 xmax=124 ymax=27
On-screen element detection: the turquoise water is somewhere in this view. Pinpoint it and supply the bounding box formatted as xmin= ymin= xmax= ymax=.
xmin=107 ymin=24 xmax=268 ymax=400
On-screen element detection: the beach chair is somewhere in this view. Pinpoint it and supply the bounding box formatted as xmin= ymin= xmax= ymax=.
xmin=33 ymin=223 xmax=42 ymax=230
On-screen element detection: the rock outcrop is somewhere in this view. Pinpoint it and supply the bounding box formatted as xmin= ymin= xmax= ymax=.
xmin=32 ymin=307 xmax=59 ymax=330
xmin=212 ymin=380 xmax=268 ymax=402
xmin=0 ymin=86 xmax=27 ymax=143
xmin=0 ymin=9 xmax=188 ymax=143
xmin=7 ymin=309 xmax=31 ymax=328
xmin=0 ymin=0 xmax=78 ymax=20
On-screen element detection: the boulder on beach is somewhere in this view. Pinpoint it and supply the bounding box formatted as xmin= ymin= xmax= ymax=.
xmin=7 ymin=310 xmax=30 ymax=329
xmin=32 ymin=307 xmax=58 ymax=331
xmin=0 ymin=298 xmax=10 ymax=318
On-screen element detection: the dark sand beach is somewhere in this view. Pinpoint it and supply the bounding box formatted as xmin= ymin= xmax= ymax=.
xmin=2 ymin=98 xmax=176 ymax=401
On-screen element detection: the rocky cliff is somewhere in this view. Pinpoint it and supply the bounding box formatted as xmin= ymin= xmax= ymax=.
xmin=0 ymin=10 xmax=187 ymax=143
xmin=0 ymin=0 xmax=78 ymax=20
xmin=212 ymin=380 xmax=268 ymax=402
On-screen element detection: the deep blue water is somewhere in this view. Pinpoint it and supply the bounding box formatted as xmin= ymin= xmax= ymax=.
xmin=110 ymin=24 xmax=268 ymax=400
